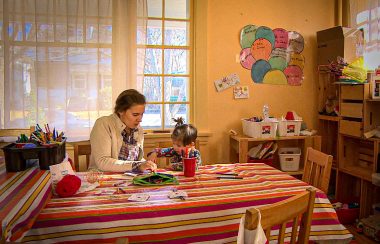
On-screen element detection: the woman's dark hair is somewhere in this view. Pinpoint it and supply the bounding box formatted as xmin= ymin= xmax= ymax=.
xmin=114 ymin=89 xmax=146 ymax=114
xmin=171 ymin=117 xmax=197 ymax=146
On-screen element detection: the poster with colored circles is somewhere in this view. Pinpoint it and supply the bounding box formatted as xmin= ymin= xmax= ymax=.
xmin=239 ymin=25 xmax=305 ymax=86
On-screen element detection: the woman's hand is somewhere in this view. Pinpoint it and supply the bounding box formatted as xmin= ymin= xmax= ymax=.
xmin=139 ymin=161 xmax=157 ymax=172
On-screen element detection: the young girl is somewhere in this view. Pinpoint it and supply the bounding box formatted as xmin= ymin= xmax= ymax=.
xmin=147 ymin=118 xmax=202 ymax=171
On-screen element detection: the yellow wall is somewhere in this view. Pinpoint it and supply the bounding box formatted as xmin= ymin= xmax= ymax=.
xmin=194 ymin=0 xmax=336 ymax=163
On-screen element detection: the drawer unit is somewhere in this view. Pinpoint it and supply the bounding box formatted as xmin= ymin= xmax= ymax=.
xmin=340 ymin=84 xmax=370 ymax=100
xmin=340 ymin=103 xmax=363 ymax=118
xmin=340 ymin=120 xmax=362 ymax=137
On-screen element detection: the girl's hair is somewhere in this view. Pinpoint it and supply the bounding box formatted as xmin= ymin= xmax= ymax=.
xmin=171 ymin=117 xmax=197 ymax=146
xmin=114 ymin=89 xmax=146 ymax=114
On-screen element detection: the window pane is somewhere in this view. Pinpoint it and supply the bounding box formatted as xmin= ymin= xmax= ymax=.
xmin=164 ymin=77 xmax=189 ymax=102
xmin=36 ymin=17 xmax=54 ymax=42
xmin=164 ymin=104 xmax=189 ymax=128
xmin=9 ymin=18 xmax=23 ymax=41
xmin=9 ymin=46 xmax=37 ymax=128
xmin=147 ymin=20 xmax=162 ymax=45
xmin=144 ymin=48 xmax=162 ymax=74
xmin=25 ymin=16 xmax=36 ymax=42
xmin=56 ymin=17 xmax=68 ymax=42
xmin=143 ymin=76 xmax=162 ymax=102
xmin=86 ymin=18 xmax=99 ymax=43
xmin=137 ymin=19 xmax=147 ymax=45
xmin=99 ymin=48 xmax=112 ymax=110
xmin=67 ymin=17 xmax=83 ymax=43
xmin=99 ymin=18 xmax=112 ymax=43
xmin=165 ymin=0 xmax=189 ymax=19
xmin=141 ymin=104 xmax=161 ymax=128
xmin=164 ymin=21 xmax=188 ymax=46
xmin=164 ymin=49 xmax=189 ymax=74
xmin=147 ymin=0 xmax=162 ymax=18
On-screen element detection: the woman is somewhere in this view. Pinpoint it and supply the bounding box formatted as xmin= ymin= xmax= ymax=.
xmin=89 ymin=89 xmax=157 ymax=172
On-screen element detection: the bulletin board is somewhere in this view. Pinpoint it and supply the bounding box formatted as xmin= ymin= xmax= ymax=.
xmin=239 ymin=25 xmax=305 ymax=86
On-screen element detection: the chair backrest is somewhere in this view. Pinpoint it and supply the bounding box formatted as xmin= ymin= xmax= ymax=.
xmin=73 ymin=141 xmax=91 ymax=171
xmin=155 ymin=139 xmax=200 ymax=168
xmin=244 ymin=187 xmax=316 ymax=244
xmin=0 ymin=126 xmax=35 ymax=137
xmin=302 ymin=147 xmax=333 ymax=193
xmin=0 ymin=126 xmax=35 ymax=155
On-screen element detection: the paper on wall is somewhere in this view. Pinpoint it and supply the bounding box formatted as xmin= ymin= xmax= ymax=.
xmin=214 ymin=73 xmax=240 ymax=92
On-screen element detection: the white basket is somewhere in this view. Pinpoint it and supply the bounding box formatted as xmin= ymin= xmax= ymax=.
xmin=279 ymin=147 xmax=301 ymax=171
xmin=242 ymin=119 xmax=278 ymax=138
xmin=278 ymin=120 xmax=302 ymax=136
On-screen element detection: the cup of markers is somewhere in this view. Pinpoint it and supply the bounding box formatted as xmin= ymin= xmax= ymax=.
xmin=182 ymin=147 xmax=196 ymax=177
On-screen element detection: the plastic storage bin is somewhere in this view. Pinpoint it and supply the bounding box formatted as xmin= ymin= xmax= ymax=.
xmin=278 ymin=120 xmax=302 ymax=136
xmin=279 ymin=147 xmax=301 ymax=171
xmin=242 ymin=119 xmax=278 ymax=138
xmin=2 ymin=139 xmax=66 ymax=171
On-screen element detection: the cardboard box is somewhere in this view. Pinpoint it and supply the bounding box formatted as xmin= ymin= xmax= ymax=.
xmin=317 ymin=26 xmax=364 ymax=65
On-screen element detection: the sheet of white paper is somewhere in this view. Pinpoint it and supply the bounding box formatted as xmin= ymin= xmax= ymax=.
xmin=128 ymin=193 xmax=150 ymax=202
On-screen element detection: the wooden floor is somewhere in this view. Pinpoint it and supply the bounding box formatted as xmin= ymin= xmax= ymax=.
xmin=345 ymin=225 xmax=378 ymax=244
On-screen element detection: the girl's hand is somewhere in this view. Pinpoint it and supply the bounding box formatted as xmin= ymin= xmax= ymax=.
xmin=147 ymin=151 xmax=157 ymax=163
xmin=139 ymin=161 xmax=157 ymax=172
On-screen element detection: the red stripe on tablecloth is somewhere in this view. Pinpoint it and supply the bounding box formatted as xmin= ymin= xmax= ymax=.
xmin=32 ymin=195 xmax=292 ymax=228
xmin=0 ymin=168 xmax=38 ymax=209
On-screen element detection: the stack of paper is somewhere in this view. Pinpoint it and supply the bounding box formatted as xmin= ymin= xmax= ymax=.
xmin=248 ymin=142 xmax=278 ymax=159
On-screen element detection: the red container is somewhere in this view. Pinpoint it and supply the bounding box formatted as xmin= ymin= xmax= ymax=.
xmin=183 ymin=158 xmax=196 ymax=177
xmin=247 ymin=157 xmax=274 ymax=167
xmin=336 ymin=208 xmax=360 ymax=224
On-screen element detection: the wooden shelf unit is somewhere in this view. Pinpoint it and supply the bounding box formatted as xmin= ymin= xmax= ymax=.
xmin=318 ymin=81 xmax=380 ymax=224
xmin=229 ymin=135 xmax=321 ymax=175
xmin=318 ymin=115 xmax=340 ymax=168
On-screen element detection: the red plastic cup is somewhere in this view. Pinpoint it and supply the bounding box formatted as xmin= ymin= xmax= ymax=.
xmin=183 ymin=158 xmax=196 ymax=177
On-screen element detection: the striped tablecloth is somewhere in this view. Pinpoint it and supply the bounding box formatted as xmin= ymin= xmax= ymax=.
xmin=22 ymin=163 xmax=352 ymax=243
xmin=0 ymin=161 xmax=52 ymax=242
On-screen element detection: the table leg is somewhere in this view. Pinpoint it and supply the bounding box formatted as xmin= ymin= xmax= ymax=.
xmin=239 ymin=139 xmax=248 ymax=163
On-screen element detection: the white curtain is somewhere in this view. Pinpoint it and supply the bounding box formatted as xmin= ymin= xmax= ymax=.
xmin=349 ymin=0 xmax=380 ymax=69
xmin=0 ymin=0 xmax=147 ymax=141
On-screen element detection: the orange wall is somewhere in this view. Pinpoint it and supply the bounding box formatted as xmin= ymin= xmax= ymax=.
xmin=195 ymin=0 xmax=336 ymax=163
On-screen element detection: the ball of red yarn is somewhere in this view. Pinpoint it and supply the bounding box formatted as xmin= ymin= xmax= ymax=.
xmin=56 ymin=174 xmax=81 ymax=197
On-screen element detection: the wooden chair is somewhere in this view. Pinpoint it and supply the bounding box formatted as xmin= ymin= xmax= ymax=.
xmin=302 ymin=147 xmax=333 ymax=193
xmin=73 ymin=140 xmax=91 ymax=171
xmin=153 ymin=139 xmax=200 ymax=168
xmin=244 ymin=187 xmax=316 ymax=244
xmin=0 ymin=126 xmax=35 ymax=155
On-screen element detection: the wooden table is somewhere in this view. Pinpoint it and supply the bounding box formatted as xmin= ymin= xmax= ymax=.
xmin=22 ymin=163 xmax=351 ymax=243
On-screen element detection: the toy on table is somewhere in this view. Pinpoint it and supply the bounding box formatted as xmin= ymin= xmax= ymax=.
xmin=132 ymin=172 xmax=178 ymax=186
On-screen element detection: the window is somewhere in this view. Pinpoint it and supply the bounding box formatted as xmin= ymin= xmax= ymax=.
xmin=0 ymin=0 xmax=191 ymax=139
xmin=138 ymin=0 xmax=192 ymax=130
xmin=350 ymin=0 xmax=380 ymax=70
xmin=0 ymin=0 xmax=112 ymax=139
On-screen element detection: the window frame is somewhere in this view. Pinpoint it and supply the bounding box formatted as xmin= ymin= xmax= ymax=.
xmin=138 ymin=0 xmax=194 ymax=132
